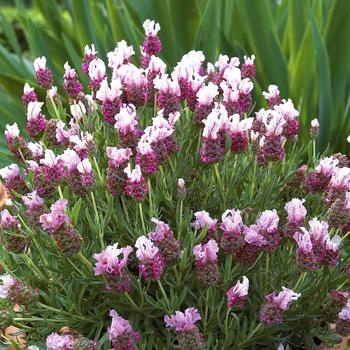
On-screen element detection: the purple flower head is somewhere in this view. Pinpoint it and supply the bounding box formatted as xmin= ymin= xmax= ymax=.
xmin=308 ymin=218 xmax=329 ymax=243
xmin=316 ymin=157 xmax=339 ymax=177
xmin=274 ymin=98 xmax=299 ymax=122
xmin=93 ymin=243 xmax=133 ymax=276
xmin=61 ymin=149 xmax=81 ymax=172
xmin=33 ymin=56 xmax=47 ymax=72
xmin=243 ymin=226 xmax=267 ymax=247
xmin=108 ymin=309 xmax=140 ymax=350
xmin=135 ymin=236 xmax=159 ymax=261
xmin=325 ymin=235 xmax=341 ymax=253
xmin=77 ymin=158 xmax=93 ymax=177
xmin=46 ymin=332 xmax=73 ymax=350
xmin=69 ymin=131 xmax=94 ymax=158
xmin=241 ymin=54 xmax=256 ymax=79
xmin=88 ymin=58 xmax=106 ymax=81
xmin=266 ymin=287 xmax=301 ymax=311
xmin=193 ymin=239 xmax=219 ymax=264
xmin=202 ymin=104 xmax=228 ymax=140
xmin=196 ymin=82 xmax=219 ymax=107
xmin=22 ymin=83 xmax=38 ymax=107
xmin=124 ymin=164 xmax=143 ymax=183
xmin=284 ymin=198 xmax=307 ymax=224
xmin=0 ymin=164 xmax=20 ymax=182
xmin=40 ymin=199 xmax=69 ymax=233
xmin=164 ymin=307 xmax=201 ymax=332
xmin=107 ymin=40 xmax=135 ymax=70
xmin=96 ymin=78 xmax=122 ymax=103
xmin=22 ymin=191 xmax=44 ymax=210
xmin=294 ymin=229 xmax=313 ymax=253
xmin=339 ymin=301 xmax=350 ymax=321
xmin=114 ymin=105 xmax=139 ymax=135
xmin=27 ymin=101 xmax=44 ymax=121
xmin=108 ymin=309 xmax=133 ymax=339
xmin=34 ymin=56 xmax=53 ymax=88
xmin=143 ymin=19 xmax=160 ymax=37
xmin=106 ymin=147 xmax=132 ymax=168
xmin=256 ymin=209 xmax=279 ymax=233
xmin=5 ymin=123 xmax=20 ymax=143
xmin=329 ymin=167 xmax=350 ymax=191
xmin=40 ymin=149 xmax=61 ymax=168
xmin=262 ymin=85 xmax=281 ymax=108
xmin=148 ymin=218 xmax=172 ymax=241
xmin=262 ymin=110 xmax=286 ymax=137
xmin=220 ymin=209 xmax=244 ymax=235
xmin=226 ymin=275 xmax=249 ymax=308
xmin=192 ymin=210 xmax=217 ymax=233
xmin=0 ymin=209 xmax=20 ymax=229
xmin=70 ymin=101 xmax=86 ymax=121
xmin=0 ymin=274 xmax=16 ymax=299
xmin=28 ymin=141 xmax=44 ymax=160
xmin=82 ymin=44 xmax=98 ymax=74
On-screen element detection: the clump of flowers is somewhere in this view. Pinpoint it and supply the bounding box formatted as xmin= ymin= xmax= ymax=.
xmin=164 ymin=308 xmax=203 ymax=350
xmin=0 ymin=19 xmax=349 ymax=350
xmin=260 ymin=287 xmax=301 ymax=325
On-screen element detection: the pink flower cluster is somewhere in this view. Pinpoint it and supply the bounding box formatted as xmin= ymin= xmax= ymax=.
xmin=260 ymin=287 xmax=301 ymax=325
xmin=40 ymin=199 xmax=82 ymax=255
xmin=93 ymin=243 xmax=133 ymax=292
xmin=135 ymin=235 xmax=165 ymax=280
xmin=108 ymin=309 xmax=141 ymax=350
xmin=294 ymin=218 xmax=341 ymax=270
xmin=164 ymin=307 xmax=203 ymax=350
xmin=193 ymin=239 xmax=220 ymax=285
xmin=148 ymin=218 xmax=181 ymax=265
xmin=219 ymin=208 xmax=279 ymax=265
xmin=226 ymin=276 xmax=249 ymax=309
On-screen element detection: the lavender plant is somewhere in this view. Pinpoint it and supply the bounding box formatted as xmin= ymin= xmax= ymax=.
xmin=0 ymin=19 xmax=349 ymax=350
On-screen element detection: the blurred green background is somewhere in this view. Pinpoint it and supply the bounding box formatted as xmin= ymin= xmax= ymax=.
xmin=0 ymin=0 xmax=349 ymax=161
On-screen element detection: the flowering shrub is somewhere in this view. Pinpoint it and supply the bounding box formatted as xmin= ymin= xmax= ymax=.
xmin=0 ymin=19 xmax=349 ymax=349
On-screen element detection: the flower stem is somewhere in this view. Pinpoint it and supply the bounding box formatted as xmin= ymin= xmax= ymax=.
xmin=49 ymin=95 xmax=61 ymax=120
xmin=121 ymin=197 xmax=131 ymax=225
xmin=91 ymin=192 xmax=104 ymax=248
xmin=139 ymin=202 xmax=146 ymax=234
xmin=250 ymin=158 xmax=257 ymax=200
xmin=213 ymin=163 xmax=225 ymax=206
xmin=294 ymin=271 xmax=307 ymax=291
xmin=77 ymin=252 xmax=93 ymax=270
xmin=157 ymin=280 xmax=171 ymax=311
xmin=125 ymin=292 xmax=140 ymax=310
xmin=177 ymin=200 xmax=183 ymax=240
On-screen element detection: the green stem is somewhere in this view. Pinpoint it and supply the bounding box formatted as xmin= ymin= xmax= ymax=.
xmin=49 ymin=95 xmax=61 ymax=120
xmin=157 ymin=280 xmax=171 ymax=311
xmin=125 ymin=292 xmax=140 ymax=310
xmin=250 ymin=158 xmax=257 ymax=200
xmin=294 ymin=271 xmax=307 ymax=291
xmin=121 ymin=197 xmax=131 ymax=225
xmin=168 ymin=157 xmax=176 ymax=173
xmin=239 ymin=323 xmax=263 ymax=347
xmin=78 ymin=252 xmax=93 ymax=270
xmin=91 ymin=192 xmax=104 ymax=248
xmin=213 ymin=163 xmax=225 ymax=206
xmin=67 ymin=257 xmax=87 ymax=278
xmin=92 ymin=157 xmax=104 ymax=185
xmin=178 ymin=200 xmax=183 ymax=240
xmin=139 ymin=202 xmax=146 ymax=234
xmin=58 ymin=185 xmax=64 ymax=199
